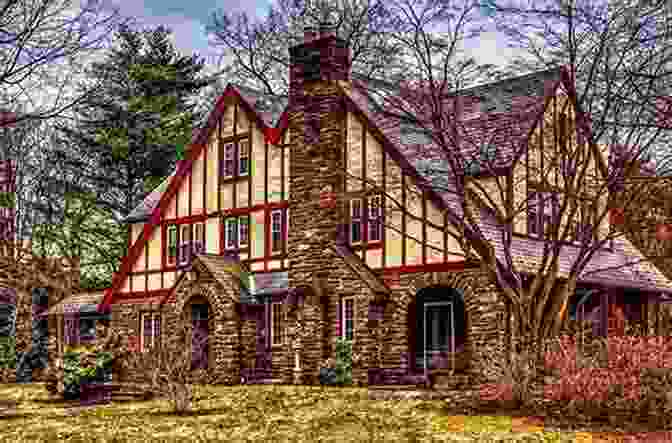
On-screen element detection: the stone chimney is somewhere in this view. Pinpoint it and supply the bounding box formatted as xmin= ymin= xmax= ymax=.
xmin=286 ymin=24 xmax=351 ymax=292
xmin=289 ymin=23 xmax=351 ymax=103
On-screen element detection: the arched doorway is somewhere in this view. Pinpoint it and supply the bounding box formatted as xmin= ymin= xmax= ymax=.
xmin=187 ymin=296 xmax=210 ymax=370
xmin=410 ymin=286 xmax=466 ymax=372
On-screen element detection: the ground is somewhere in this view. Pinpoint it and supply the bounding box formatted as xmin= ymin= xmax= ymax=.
xmin=0 ymin=383 xmax=669 ymax=442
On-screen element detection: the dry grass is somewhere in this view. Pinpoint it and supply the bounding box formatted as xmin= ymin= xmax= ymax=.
xmin=0 ymin=383 xmax=668 ymax=442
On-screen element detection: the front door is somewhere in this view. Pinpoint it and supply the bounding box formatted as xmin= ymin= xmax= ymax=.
xmin=423 ymin=301 xmax=454 ymax=371
xmin=191 ymin=304 xmax=209 ymax=370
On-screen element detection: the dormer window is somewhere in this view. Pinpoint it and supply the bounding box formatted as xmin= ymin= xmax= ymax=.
xmin=220 ymin=138 xmax=250 ymax=179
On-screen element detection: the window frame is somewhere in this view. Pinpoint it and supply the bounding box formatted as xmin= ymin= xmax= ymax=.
xmin=270 ymin=302 xmax=283 ymax=346
xmin=167 ymin=224 xmax=178 ymax=264
xmin=341 ymin=297 xmax=355 ymax=341
xmin=224 ymin=217 xmax=238 ymax=250
xmin=193 ymin=222 xmax=205 ymax=254
xmin=350 ymin=198 xmax=362 ymax=244
xmin=239 ymin=215 xmax=249 ymax=247
xmin=367 ymin=195 xmax=382 ymax=242
xmin=178 ymin=224 xmax=192 ymax=265
xmin=223 ymin=142 xmax=236 ymax=178
xmin=238 ymin=138 xmax=250 ymax=176
xmin=140 ymin=312 xmax=161 ymax=352
xmin=270 ymin=209 xmax=284 ymax=254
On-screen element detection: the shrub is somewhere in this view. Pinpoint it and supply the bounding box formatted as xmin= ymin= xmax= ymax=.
xmin=335 ymin=337 xmax=353 ymax=385
xmin=542 ymin=335 xmax=672 ymax=423
xmin=62 ymin=350 xmax=113 ymax=399
xmin=0 ymin=336 xmax=16 ymax=369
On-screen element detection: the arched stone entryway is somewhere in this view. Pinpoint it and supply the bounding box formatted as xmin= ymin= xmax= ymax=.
xmin=411 ymin=286 xmax=466 ymax=373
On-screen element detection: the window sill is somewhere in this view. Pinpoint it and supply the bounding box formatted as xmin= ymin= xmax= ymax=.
xmin=220 ymin=176 xmax=250 ymax=185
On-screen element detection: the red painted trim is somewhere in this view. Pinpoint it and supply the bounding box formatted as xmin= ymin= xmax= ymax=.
xmin=222 ymin=201 xmax=288 ymax=218
xmin=114 ymin=289 xmax=171 ymax=300
xmin=381 ymin=261 xmax=470 ymax=275
xmin=161 ymin=214 xmax=208 ymax=225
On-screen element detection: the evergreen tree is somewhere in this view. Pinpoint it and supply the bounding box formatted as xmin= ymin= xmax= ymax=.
xmin=52 ymin=24 xmax=212 ymax=241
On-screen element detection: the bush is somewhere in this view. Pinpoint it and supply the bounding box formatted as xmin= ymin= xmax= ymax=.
xmin=0 ymin=336 xmax=16 ymax=369
xmin=542 ymin=335 xmax=672 ymax=424
xmin=318 ymin=338 xmax=353 ymax=386
xmin=63 ymin=350 xmax=113 ymax=399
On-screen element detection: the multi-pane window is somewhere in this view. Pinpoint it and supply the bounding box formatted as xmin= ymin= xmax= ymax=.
xmin=64 ymin=318 xmax=78 ymax=345
xmin=271 ymin=209 xmax=285 ymax=253
xmin=527 ymin=191 xmax=557 ymax=239
xmin=270 ymin=302 xmax=283 ymax=346
xmin=222 ymin=143 xmax=235 ymax=177
xmin=224 ymin=216 xmax=249 ymax=249
xmin=178 ymin=224 xmax=191 ymax=265
xmin=141 ymin=312 xmax=161 ymax=351
xmin=193 ymin=222 xmax=205 ymax=254
xmin=341 ymin=298 xmax=354 ymax=341
xmin=167 ymin=224 xmax=178 ymax=264
xmin=350 ymin=199 xmax=362 ymax=243
xmin=239 ymin=216 xmax=249 ymax=247
xmin=239 ymin=139 xmax=249 ymax=176
xmin=368 ymin=195 xmax=382 ymax=242
xmin=225 ymin=218 xmax=238 ymax=249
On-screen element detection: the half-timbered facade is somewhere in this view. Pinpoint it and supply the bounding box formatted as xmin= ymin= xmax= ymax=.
xmin=75 ymin=27 xmax=672 ymax=388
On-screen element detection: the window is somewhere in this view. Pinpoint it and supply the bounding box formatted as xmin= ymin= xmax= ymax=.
xmin=222 ymin=142 xmax=235 ymax=177
xmin=141 ymin=312 xmax=161 ymax=351
xmin=193 ymin=222 xmax=205 ymax=254
xmin=341 ymin=298 xmax=355 ymax=341
xmin=271 ymin=209 xmax=285 ymax=253
xmin=239 ymin=216 xmax=249 ymax=247
xmin=239 ymin=139 xmax=249 ymax=176
xmin=368 ymin=195 xmax=382 ymax=242
xmin=178 ymin=224 xmax=191 ymax=265
xmin=167 ymin=224 xmax=178 ymax=264
xmin=64 ymin=318 xmax=79 ymax=345
xmin=527 ymin=192 xmax=539 ymax=236
xmin=350 ymin=199 xmax=362 ymax=243
xmin=225 ymin=218 xmax=238 ymax=250
xmin=527 ymin=191 xmax=557 ymax=239
xmin=79 ymin=318 xmax=96 ymax=342
xmin=270 ymin=302 xmax=283 ymax=345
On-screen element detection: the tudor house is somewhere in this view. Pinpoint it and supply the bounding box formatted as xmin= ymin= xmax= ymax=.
xmin=61 ymin=26 xmax=672 ymax=387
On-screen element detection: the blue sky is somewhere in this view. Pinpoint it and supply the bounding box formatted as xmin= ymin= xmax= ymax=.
xmin=108 ymin=0 xmax=526 ymax=75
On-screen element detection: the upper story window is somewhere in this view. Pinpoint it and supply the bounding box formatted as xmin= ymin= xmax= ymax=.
xmin=350 ymin=199 xmax=362 ymax=244
xmin=368 ymin=195 xmax=382 ymax=242
xmin=349 ymin=195 xmax=382 ymax=245
xmin=178 ymin=224 xmax=192 ymax=265
xmin=167 ymin=224 xmax=178 ymax=264
xmin=527 ymin=190 xmax=557 ymax=239
xmin=220 ymin=138 xmax=250 ymax=180
xmin=167 ymin=222 xmax=205 ymax=265
xmin=224 ymin=215 xmax=250 ymax=250
xmin=270 ymin=209 xmax=287 ymax=254
xmin=239 ymin=139 xmax=249 ymax=176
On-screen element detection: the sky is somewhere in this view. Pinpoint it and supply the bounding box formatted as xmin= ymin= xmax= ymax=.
xmin=105 ymin=0 xmax=529 ymax=78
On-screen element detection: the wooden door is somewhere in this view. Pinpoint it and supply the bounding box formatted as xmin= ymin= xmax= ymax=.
xmin=191 ymin=304 xmax=209 ymax=370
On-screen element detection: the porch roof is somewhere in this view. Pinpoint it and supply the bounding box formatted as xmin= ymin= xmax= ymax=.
xmin=42 ymin=291 xmax=105 ymax=316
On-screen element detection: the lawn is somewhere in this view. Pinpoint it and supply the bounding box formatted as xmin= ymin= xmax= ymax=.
xmin=0 ymin=383 xmax=668 ymax=442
